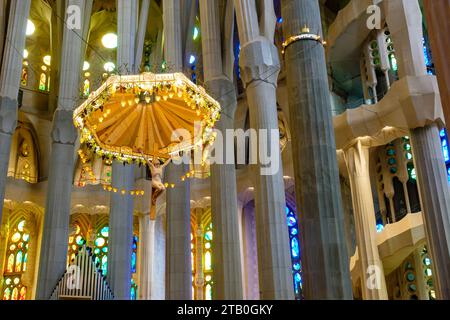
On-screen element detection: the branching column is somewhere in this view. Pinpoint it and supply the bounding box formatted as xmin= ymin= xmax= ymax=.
xmin=199 ymin=0 xmax=243 ymax=300
xmin=234 ymin=0 xmax=293 ymax=300
xmin=107 ymin=0 xmax=137 ymax=300
xmin=281 ymin=0 xmax=352 ymax=299
xmin=387 ymin=0 xmax=450 ymax=299
xmin=0 ymin=0 xmax=31 ymax=222
xmin=345 ymin=140 xmax=388 ymax=300
xmin=36 ymin=0 xmax=86 ymax=299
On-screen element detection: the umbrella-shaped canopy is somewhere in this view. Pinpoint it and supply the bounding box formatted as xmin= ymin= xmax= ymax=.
xmin=74 ymin=72 xmax=221 ymax=164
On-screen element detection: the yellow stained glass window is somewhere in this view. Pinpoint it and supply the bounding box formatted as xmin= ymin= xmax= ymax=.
xmin=203 ymin=224 xmax=213 ymax=300
xmin=39 ymin=73 xmax=47 ymax=91
xmin=2 ymin=219 xmax=30 ymax=300
xmin=67 ymin=223 xmax=85 ymax=265
xmin=21 ymin=67 xmax=28 ymax=87
xmin=83 ymin=79 xmax=90 ymax=97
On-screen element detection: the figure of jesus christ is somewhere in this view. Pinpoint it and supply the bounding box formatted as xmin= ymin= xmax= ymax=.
xmin=141 ymin=152 xmax=171 ymax=219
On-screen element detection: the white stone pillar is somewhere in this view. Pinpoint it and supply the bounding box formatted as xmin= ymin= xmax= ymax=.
xmin=281 ymin=0 xmax=353 ymax=299
xmin=0 ymin=0 xmax=31 ymax=223
xmin=134 ymin=0 xmax=150 ymax=72
xmin=162 ymin=0 xmax=182 ymax=72
xmin=199 ymin=0 xmax=243 ymax=300
xmin=242 ymin=202 xmax=260 ymax=300
xmin=345 ymin=140 xmax=388 ymax=300
xmin=234 ymin=0 xmax=293 ymax=300
xmin=165 ymin=161 xmax=191 ymax=299
xmin=138 ymin=213 xmax=152 ymax=300
xmin=162 ymin=0 xmax=192 ymax=300
xmin=386 ymin=0 xmax=450 ymax=299
xmin=35 ymin=0 xmax=86 ymax=299
xmin=107 ymin=0 xmax=137 ymax=300
xmin=410 ymin=123 xmax=450 ymax=299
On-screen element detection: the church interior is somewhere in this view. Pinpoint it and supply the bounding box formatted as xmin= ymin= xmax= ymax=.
xmin=0 ymin=0 xmax=449 ymax=301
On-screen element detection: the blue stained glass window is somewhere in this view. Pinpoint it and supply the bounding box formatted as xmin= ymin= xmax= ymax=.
xmin=131 ymin=252 xmax=137 ymax=273
xmin=440 ymin=129 xmax=450 ymax=182
xmin=291 ymin=238 xmax=299 ymax=258
xmin=130 ymin=279 xmax=138 ymax=300
xmin=286 ymin=206 xmax=302 ymax=300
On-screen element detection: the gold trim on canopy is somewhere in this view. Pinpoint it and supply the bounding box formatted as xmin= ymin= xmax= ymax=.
xmin=73 ymin=72 xmax=221 ymax=164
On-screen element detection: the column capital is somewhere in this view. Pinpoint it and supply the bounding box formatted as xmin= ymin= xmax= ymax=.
xmin=51 ymin=109 xmax=78 ymax=145
xmin=344 ymin=140 xmax=370 ymax=178
xmin=0 ymin=96 xmax=18 ymax=135
xmin=239 ymin=37 xmax=280 ymax=88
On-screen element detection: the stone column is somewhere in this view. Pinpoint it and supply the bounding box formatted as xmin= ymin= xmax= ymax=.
xmin=281 ymin=0 xmax=353 ymax=299
xmin=134 ymin=0 xmax=150 ymax=72
xmin=242 ymin=202 xmax=260 ymax=300
xmin=345 ymin=140 xmax=388 ymax=300
xmin=410 ymin=123 xmax=450 ymax=299
xmin=107 ymin=0 xmax=137 ymax=300
xmin=199 ymin=0 xmax=243 ymax=300
xmin=0 ymin=0 xmax=31 ymax=223
xmin=234 ymin=0 xmax=293 ymax=300
xmin=386 ymin=0 xmax=450 ymax=299
xmin=162 ymin=0 xmax=182 ymax=72
xmin=162 ymin=0 xmax=192 ymax=300
xmin=35 ymin=0 xmax=85 ymax=299
xmin=138 ymin=212 xmax=152 ymax=300
xmin=165 ymin=161 xmax=191 ymax=299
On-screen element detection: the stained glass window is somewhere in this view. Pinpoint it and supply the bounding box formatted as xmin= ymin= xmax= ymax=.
xmin=131 ymin=279 xmax=137 ymax=300
xmin=440 ymin=129 xmax=450 ymax=182
xmin=2 ymin=219 xmax=30 ymax=300
xmin=191 ymin=232 xmax=195 ymax=298
xmin=39 ymin=73 xmax=47 ymax=91
xmin=83 ymin=78 xmax=90 ymax=97
xmin=286 ymin=206 xmax=302 ymax=300
xmin=130 ymin=235 xmax=138 ymax=300
xmin=423 ymin=37 xmax=435 ymax=75
xmin=93 ymin=225 xmax=109 ymax=276
xmin=21 ymin=67 xmax=28 ymax=87
xmin=204 ymin=224 xmax=213 ymax=300
xmin=67 ymin=224 xmax=85 ymax=265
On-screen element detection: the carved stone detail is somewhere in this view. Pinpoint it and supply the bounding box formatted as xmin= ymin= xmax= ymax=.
xmin=51 ymin=109 xmax=78 ymax=145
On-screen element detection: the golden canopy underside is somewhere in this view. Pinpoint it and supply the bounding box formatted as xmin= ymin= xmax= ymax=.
xmin=86 ymin=92 xmax=202 ymax=160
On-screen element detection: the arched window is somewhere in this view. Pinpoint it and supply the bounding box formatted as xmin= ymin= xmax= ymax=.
xmin=203 ymin=224 xmax=213 ymax=300
xmin=2 ymin=219 xmax=30 ymax=300
xmin=285 ymin=206 xmax=302 ymax=300
xmin=67 ymin=224 xmax=85 ymax=265
xmin=83 ymin=78 xmax=90 ymax=97
xmin=20 ymin=67 xmax=28 ymax=87
xmin=93 ymin=225 xmax=109 ymax=276
xmin=38 ymin=73 xmax=47 ymax=91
